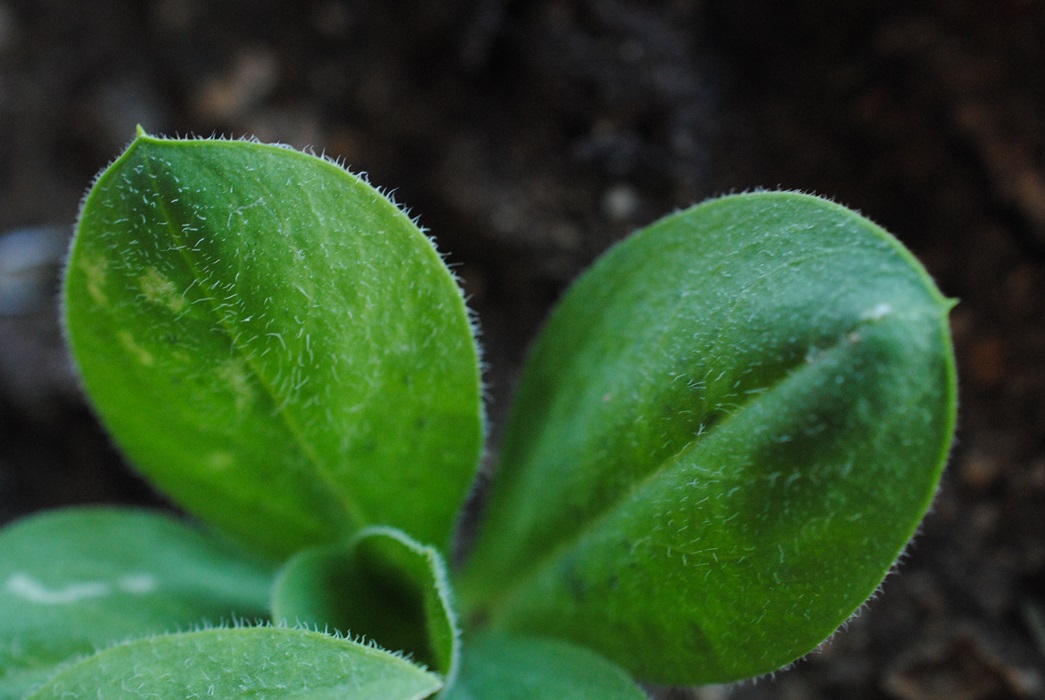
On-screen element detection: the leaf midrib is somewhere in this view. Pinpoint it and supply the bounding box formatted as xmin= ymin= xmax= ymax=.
xmin=479 ymin=292 xmax=935 ymax=624
xmin=140 ymin=146 xmax=366 ymax=535
xmin=484 ymin=246 xmax=844 ymax=591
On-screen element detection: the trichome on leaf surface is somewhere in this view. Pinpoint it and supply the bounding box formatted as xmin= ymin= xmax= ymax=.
xmin=0 ymin=128 xmax=957 ymax=698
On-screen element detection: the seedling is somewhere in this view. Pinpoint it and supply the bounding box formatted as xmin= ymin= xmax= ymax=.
xmin=0 ymin=129 xmax=957 ymax=698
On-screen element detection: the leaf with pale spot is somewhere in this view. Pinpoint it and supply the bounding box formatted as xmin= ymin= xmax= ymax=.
xmin=0 ymin=508 xmax=274 ymax=699
xmin=64 ymin=130 xmax=484 ymax=557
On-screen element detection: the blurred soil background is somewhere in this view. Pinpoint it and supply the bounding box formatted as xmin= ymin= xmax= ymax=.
xmin=1 ymin=1 xmax=1044 ymax=698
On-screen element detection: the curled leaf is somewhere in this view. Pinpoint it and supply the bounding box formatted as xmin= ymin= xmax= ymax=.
xmin=271 ymin=526 xmax=459 ymax=681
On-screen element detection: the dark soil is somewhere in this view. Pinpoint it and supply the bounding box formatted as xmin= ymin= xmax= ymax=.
xmin=1 ymin=1 xmax=1043 ymax=697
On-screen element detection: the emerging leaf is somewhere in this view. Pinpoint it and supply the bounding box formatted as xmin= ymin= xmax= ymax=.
xmin=443 ymin=632 xmax=646 ymax=700
xmin=0 ymin=508 xmax=273 ymax=699
xmin=271 ymin=527 xmax=459 ymax=681
xmin=64 ymin=130 xmax=483 ymax=557
xmin=25 ymin=627 xmax=442 ymax=700
xmin=459 ymin=192 xmax=957 ymax=684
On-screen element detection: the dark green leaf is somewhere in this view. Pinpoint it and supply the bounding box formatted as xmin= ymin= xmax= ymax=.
xmin=64 ymin=130 xmax=483 ymax=556
xmin=443 ymin=633 xmax=646 ymax=700
xmin=25 ymin=627 xmax=442 ymax=700
xmin=460 ymin=192 xmax=957 ymax=683
xmin=0 ymin=508 xmax=273 ymax=698
xmin=271 ymin=527 xmax=459 ymax=680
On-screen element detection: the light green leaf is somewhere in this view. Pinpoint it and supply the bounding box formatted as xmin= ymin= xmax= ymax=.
xmin=271 ymin=527 xmax=459 ymax=681
xmin=443 ymin=633 xmax=646 ymax=700
xmin=0 ymin=508 xmax=274 ymax=699
xmin=459 ymin=192 xmax=957 ymax=683
xmin=25 ymin=626 xmax=442 ymax=700
xmin=64 ymin=130 xmax=483 ymax=557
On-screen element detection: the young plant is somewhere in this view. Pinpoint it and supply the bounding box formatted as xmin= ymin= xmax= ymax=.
xmin=0 ymin=129 xmax=957 ymax=698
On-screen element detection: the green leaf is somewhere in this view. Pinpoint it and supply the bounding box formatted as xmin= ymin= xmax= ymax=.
xmin=24 ymin=626 xmax=442 ymax=700
xmin=443 ymin=633 xmax=646 ymax=700
xmin=0 ymin=508 xmax=274 ymax=699
xmin=459 ymin=192 xmax=957 ymax=684
xmin=64 ymin=130 xmax=483 ymax=557
xmin=271 ymin=527 xmax=459 ymax=681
